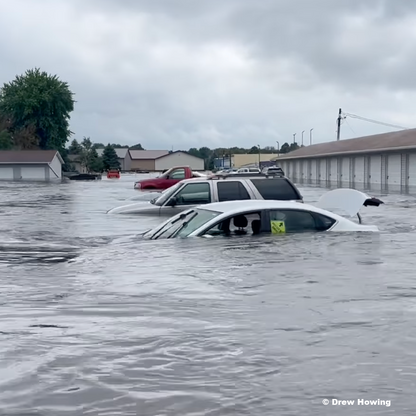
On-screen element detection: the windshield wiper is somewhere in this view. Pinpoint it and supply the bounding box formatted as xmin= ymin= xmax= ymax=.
xmin=169 ymin=212 xmax=198 ymax=238
xmin=153 ymin=210 xmax=196 ymax=240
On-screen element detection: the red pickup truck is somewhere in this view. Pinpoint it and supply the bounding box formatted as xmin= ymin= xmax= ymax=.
xmin=134 ymin=166 xmax=207 ymax=190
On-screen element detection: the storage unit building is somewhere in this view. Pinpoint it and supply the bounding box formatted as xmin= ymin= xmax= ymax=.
xmin=272 ymin=128 xmax=416 ymax=193
xmin=154 ymin=151 xmax=205 ymax=171
xmin=0 ymin=150 xmax=63 ymax=182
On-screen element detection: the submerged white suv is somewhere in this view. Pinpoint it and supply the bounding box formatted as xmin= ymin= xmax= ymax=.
xmin=107 ymin=172 xmax=303 ymax=216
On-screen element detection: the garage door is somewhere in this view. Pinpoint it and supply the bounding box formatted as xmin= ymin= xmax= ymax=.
xmin=21 ymin=166 xmax=46 ymax=180
xmin=330 ymin=158 xmax=337 ymax=186
xmin=319 ymin=159 xmax=327 ymax=183
xmin=409 ymin=154 xmax=416 ymax=187
xmin=354 ymin=157 xmax=365 ymax=186
xmin=341 ymin=157 xmax=350 ymax=187
xmin=369 ymin=155 xmax=382 ymax=188
xmin=310 ymin=160 xmax=317 ymax=184
xmin=387 ymin=154 xmax=401 ymax=188
xmin=0 ymin=166 xmax=14 ymax=180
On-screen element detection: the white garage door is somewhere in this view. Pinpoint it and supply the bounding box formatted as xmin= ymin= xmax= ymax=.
xmin=341 ymin=157 xmax=350 ymax=186
xmin=369 ymin=155 xmax=382 ymax=186
xmin=330 ymin=158 xmax=337 ymax=186
xmin=310 ymin=160 xmax=317 ymax=184
xmin=0 ymin=166 xmax=14 ymax=180
xmin=21 ymin=166 xmax=46 ymax=180
xmin=387 ymin=154 xmax=401 ymax=187
xmin=319 ymin=159 xmax=327 ymax=182
xmin=409 ymin=154 xmax=416 ymax=187
xmin=354 ymin=157 xmax=365 ymax=185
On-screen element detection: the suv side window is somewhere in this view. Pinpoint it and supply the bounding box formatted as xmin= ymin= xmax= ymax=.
xmin=169 ymin=168 xmax=186 ymax=179
xmin=250 ymin=178 xmax=301 ymax=200
xmin=269 ymin=209 xmax=335 ymax=233
xmin=172 ymin=182 xmax=211 ymax=205
xmin=217 ymin=181 xmax=251 ymax=201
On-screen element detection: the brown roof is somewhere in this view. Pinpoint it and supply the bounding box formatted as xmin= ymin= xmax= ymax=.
xmin=274 ymin=128 xmax=416 ymax=160
xmin=0 ymin=150 xmax=62 ymax=164
xmin=129 ymin=150 xmax=169 ymax=160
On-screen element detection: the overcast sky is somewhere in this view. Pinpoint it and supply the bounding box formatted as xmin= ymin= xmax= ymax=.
xmin=0 ymin=0 xmax=415 ymax=150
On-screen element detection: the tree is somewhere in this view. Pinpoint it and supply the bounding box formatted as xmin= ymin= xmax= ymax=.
xmin=0 ymin=68 xmax=75 ymax=150
xmin=87 ymin=148 xmax=103 ymax=173
xmin=102 ymin=144 xmax=121 ymax=170
xmin=129 ymin=143 xmax=144 ymax=150
xmin=0 ymin=130 xmax=12 ymax=150
xmin=280 ymin=142 xmax=290 ymax=153
xmin=68 ymin=139 xmax=83 ymax=154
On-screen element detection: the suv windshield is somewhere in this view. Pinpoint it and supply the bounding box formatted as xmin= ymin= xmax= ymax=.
xmin=152 ymin=182 xmax=184 ymax=206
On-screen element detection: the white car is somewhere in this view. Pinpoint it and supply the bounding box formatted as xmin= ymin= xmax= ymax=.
xmin=141 ymin=189 xmax=383 ymax=240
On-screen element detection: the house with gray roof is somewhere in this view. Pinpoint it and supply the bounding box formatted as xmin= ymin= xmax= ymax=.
xmin=0 ymin=150 xmax=63 ymax=181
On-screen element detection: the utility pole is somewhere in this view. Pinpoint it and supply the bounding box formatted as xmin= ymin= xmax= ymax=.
xmin=310 ymin=128 xmax=313 ymax=145
xmin=276 ymin=140 xmax=280 ymax=156
xmin=336 ymin=108 xmax=342 ymax=140
xmin=301 ymin=130 xmax=305 ymax=146
xmin=293 ymin=133 xmax=296 ymax=144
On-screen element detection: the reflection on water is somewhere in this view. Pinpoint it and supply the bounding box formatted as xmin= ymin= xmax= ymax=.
xmin=1 ymin=176 xmax=416 ymax=415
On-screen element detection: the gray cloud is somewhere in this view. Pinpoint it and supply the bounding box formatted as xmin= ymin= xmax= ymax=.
xmin=0 ymin=0 xmax=415 ymax=149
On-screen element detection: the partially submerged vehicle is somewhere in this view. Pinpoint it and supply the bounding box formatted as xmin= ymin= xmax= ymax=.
xmin=141 ymin=189 xmax=384 ymax=240
xmin=108 ymin=172 xmax=302 ymax=215
xmin=133 ymin=166 xmax=209 ymax=190
xmin=107 ymin=169 xmax=120 ymax=179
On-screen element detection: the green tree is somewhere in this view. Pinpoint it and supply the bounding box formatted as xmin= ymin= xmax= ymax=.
xmin=68 ymin=138 xmax=83 ymax=154
xmin=0 ymin=68 xmax=75 ymax=150
xmin=87 ymin=147 xmax=103 ymax=173
xmin=280 ymin=142 xmax=290 ymax=153
xmin=129 ymin=143 xmax=145 ymax=150
xmin=102 ymin=144 xmax=121 ymax=170
xmin=0 ymin=130 xmax=12 ymax=149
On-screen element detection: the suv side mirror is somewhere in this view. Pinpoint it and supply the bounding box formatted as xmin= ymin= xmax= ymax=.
xmin=168 ymin=196 xmax=177 ymax=207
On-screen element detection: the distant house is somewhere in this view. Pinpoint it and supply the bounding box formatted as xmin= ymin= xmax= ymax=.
xmin=0 ymin=150 xmax=63 ymax=181
xmin=125 ymin=150 xmax=205 ymax=171
xmin=96 ymin=148 xmax=129 ymax=170
xmin=68 ymin=154 xmax=84 ymax=172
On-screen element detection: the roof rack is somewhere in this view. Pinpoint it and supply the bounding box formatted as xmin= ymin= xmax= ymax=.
xmin=209 ymin=172 xmax=286 ymax=180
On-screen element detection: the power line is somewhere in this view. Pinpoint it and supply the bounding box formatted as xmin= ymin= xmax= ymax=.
xmin=342 ymin=112 xmax=409 ymax=130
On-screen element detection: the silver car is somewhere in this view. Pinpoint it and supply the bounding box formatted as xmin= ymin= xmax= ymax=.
xmin=107 ymin=173 xmax=303 ymax=216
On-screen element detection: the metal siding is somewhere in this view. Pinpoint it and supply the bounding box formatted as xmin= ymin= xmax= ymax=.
xmin=409 ymin=153 xmax=416 ymax=187
xmin=354 ymin=156 xmax=365 ymax=185
xmin=0 ymin=166 xmax=14 ymax=180
xmin=369 ymin=155 xmax=382 ymax=186
xmin=380 ymin=155 xmax=387 ymax=190
xmin=21 ymin=166 xmax=46 ymax=180
xmin=387 ymin=154 xmax=401 ymax=188
xmin=401 ymin=154 xmax=409 ymax=190
xmin=350 ymin=157 xmax=355 ymax=188
xmin=292 ymin=161 xmax=298 ymax=182
xmin=155 ymin=153 xmax=205 ymax=171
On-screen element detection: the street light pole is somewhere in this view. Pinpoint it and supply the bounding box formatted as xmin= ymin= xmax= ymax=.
xmin=276 ymin=140 xmax=280 ymax=157
xmin=301 ymin=130 xmax=305 ymax=146
xmin=293 ymin=133 xmax=296 ymax=144
xmin=310 ymin=128 xmax=314 ymax=145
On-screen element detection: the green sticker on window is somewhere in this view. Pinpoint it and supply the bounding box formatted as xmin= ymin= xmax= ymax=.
xmin=270 ymin=220 xmax=286 ymax=234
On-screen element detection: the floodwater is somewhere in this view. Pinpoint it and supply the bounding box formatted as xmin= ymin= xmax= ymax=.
xmin=1 ymin=175 xmax=416 ymax=416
